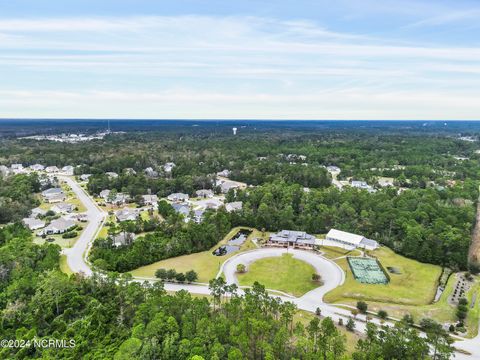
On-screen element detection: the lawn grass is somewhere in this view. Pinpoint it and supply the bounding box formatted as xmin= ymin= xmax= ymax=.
xmin=59 ymin=255 xmax=73 ymax=275
xmin=33 ymin=232 xmax=80 ymax=248
xmin=237 ymin=253 xmax=318 ymax=297
xmin=66 ymin=197 xmax=86 ymax=212
xmin=319 ymin=245 xmax=362 ymax=259
xmin=130 ymin=227 xmax=258 ymax=282
xmin=324 ymin=246 xmax=442 ymax=306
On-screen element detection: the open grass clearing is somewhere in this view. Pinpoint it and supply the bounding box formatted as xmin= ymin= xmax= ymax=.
xmin=59 ymin=255 xmax=73 ymax=275
xmin=130 ymin=227 xmax=259 ymax=283
xmin=324 ymin=246 xmax=442 ymax=306
xmin=237 ymin=253 xmax=319 ymax=297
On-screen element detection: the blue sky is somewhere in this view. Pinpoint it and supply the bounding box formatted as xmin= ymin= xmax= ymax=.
xmin=1 ymin=0 xmax=480 ymax=119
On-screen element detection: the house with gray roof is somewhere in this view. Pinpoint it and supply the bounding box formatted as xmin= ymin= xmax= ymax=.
xmin=45 ymin=166 xmax=59 ymax=173
xmin=195 ymin=189 xmax=214 ymax=198
xmin=30 ymin=207 xmax=47 ymax=218
xmin=51 ymin=202 xmax=75 ymax=214
xmin=225 ymin=201 xmax=243 ymax=212
xmin=172 ymin=203 xmax=190 ymax=218
xmin=144 ymin=167 xmax=158 ymax=178
xmin=30 ymin=164 xmax=45 ymax=171
xmin=38 ymin=218 xmax=75 ymax=235
xmin=22 ymin=217 xmax=46 ymax=230
xmin=167 ymin=193 xmax=189 ymax=202
xmin=269 ymin=230 xmax=318 ymax=249
xmin=41 ymin=188 xmax=66 ymax=203
xmin=142 ymin=194 xmax=159 ymax=205
xmin=110 ymin=232 xmax=135 ymax=247
xmin=61 ymin=165 xmax=74 ymax=175
xmin=115 ymin=208 xmax=139 ymax=222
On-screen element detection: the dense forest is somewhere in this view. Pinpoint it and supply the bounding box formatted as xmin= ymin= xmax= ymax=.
xmin=0 ymin=224 xmax=453 ymax=359
xmin=0 ymin=173 xmax=40 ymax=223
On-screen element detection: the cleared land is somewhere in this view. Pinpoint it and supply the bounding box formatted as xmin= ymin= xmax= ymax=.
xmin=324 ymin=247 xmax=442 ymax=305
xmin=130 ymin=227 xmax=264 ymax=282
xmin=237 ymin=253 xmax=319 ymax=297
xmin=59 ymin=255 xmax=73 ymax=275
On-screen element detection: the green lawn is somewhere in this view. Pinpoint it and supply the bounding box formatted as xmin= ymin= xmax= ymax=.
xmin=324 ymin=246 xmax=442 ymax=306
xmin=33 ymin=232 xmax=80 ymax=248
xmin=59 ymin=255 xmax=73 ymax=275
xmin=130 ymin=227 xmax=259 ymax=283
xmin=237 ymin=253 xmax=319 ymax=297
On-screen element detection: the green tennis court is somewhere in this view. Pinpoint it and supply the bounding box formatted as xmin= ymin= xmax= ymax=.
xmin=347 ymin=257 xmax=389 ymax=284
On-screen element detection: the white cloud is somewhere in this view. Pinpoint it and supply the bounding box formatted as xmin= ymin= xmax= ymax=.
xmin=0 ymin=14 xmax=479 ymax=119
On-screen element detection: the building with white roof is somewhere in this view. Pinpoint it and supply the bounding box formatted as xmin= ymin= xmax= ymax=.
xmin=325 ymin=229 xmax=378 ymax=250
xmin=22 ymin=217 xmax=46 ymax=230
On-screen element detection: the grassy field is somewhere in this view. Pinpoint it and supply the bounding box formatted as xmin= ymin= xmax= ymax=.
xmin=33 ymin=231 xmax=80 ymax=248
xmin=324 ymin=246 xmax=442 ymax=306
xmin=319 ymin=245 xmax=362 ymax=259
xmin=59 ymin=255 xmax=73 ymax=275
xmin=130 ymin=227 xmax=262 ymax=282
xmin=237 ymin=253 xmax=319 ymax=297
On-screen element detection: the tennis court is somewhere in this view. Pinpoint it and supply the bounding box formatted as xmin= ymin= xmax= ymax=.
xmin=347 ymin=257 xmax=389 ymax=284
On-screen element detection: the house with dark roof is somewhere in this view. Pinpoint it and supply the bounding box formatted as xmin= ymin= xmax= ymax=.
xmin=269 ymin=230 xmax=318 ymax=249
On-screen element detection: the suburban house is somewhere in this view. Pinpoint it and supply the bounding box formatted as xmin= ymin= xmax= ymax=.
xmin=105 ymin=172 xmax=118 ymax=179
xmin=167 ymin=192 xmax=189 ymax=202
xmin=61 ymin=165 xmax=74 ymax=175
xmin=172 ymin=203 xmax=190 ymax=218
xmin=99 ymin=189 xmax=111 ymax=200
xmin=42 ymin=188 xmax=66 ymax=203
xmin=30 ymin=207 xmax=47 ymax=218
xmin=115 ymin=208 xmax=139 ymax=222
xmin=163 ymin=162 xmax=175 ymax=173
xmin=38 ymin=218 xmax=75 ymax=236
xmin=350 ymin=180 xmax=376 ymax=193
xmin=45 ymin=166 xmax=59 ymax=173
xmin=225 ymin=201 xmax=243 ymax=212
xmin=110 ymin=232 xmax=135 ymax=247
xmin=144 ymin=167 xmax=158 ymax=178
xmin=326 ymin=165 xmax=341 ymax=173
xmin=11 ymin=164 xmax=24 ymax=173
xmin=51 ymin=202 xmax=75 ymax=214
xmin=30 ymin=164 xmax=45 ymax=171
xmin=269 ymin=230 xmax=318 ymax=249
xmin=99 ymin=189 xmax=129 ymax=205
xmin=65 ymin=213 xmax=88 ymax=222
xmin=217 ymin=169 xmax=231 ymax=178
xmin=325 ymin=229 xmax=378 ymax=250
xmin=195 ymin=189 xmax=214 ymax=198
xmin=220 ymin=181 xmax=240 ymax=193
xmin=80 ymin=174 xmax=92 ymax=181
xmin=22 ymin=217 xmax=46 ymax=230
xmin=142 ymin=194 xmax=159 ymax=205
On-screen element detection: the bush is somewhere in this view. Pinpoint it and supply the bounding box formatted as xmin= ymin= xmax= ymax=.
xmin=155 ymin=268 xmax=168 ymax=279
xmin=356 ymin=301 xmax=368 ymax=314
xmin=62 ymin=231 xmax=77 ymax=239
xmin=311 ymin=273 xmax=322 ymax=282
xmin=166 ymin=269 xmax=177 ymax=280
xmin=459 ymin=298 xmax=468 ymax=306
xmin=175 ymin=272 xmax=186 ymax=283
xmin=185 ymin=270 xmax=198 ymax=283
xmin=377 ymin=310 xmax=388 ymax=320
xmin=236 ymin=263 xmax=246 ymax=273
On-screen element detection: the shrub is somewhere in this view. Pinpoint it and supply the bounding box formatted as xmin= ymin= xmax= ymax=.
xmin=356 ymin=301 xmax=368 ymax=314
xmin=185 ymin=270 xmax=198 ymax=283
xmin=175 ymin=272 xmax=186 ymax=283
xmin=377 ymin=310 xmax=388 ymax=320
xmin=155 ymin=268 xmax=168 ymax=279
xmin=236 ymin=263 xmax=246 ymax=273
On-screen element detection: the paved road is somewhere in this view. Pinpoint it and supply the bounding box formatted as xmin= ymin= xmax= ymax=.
xmin=61 ymin=177 xmax=480 ymax=359
xmin=60 ymin=176 xmax=106 ymax=276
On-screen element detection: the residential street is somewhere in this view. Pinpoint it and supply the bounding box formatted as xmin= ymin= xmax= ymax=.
xmin=60 ymin=176 xmax=106 ymax=276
